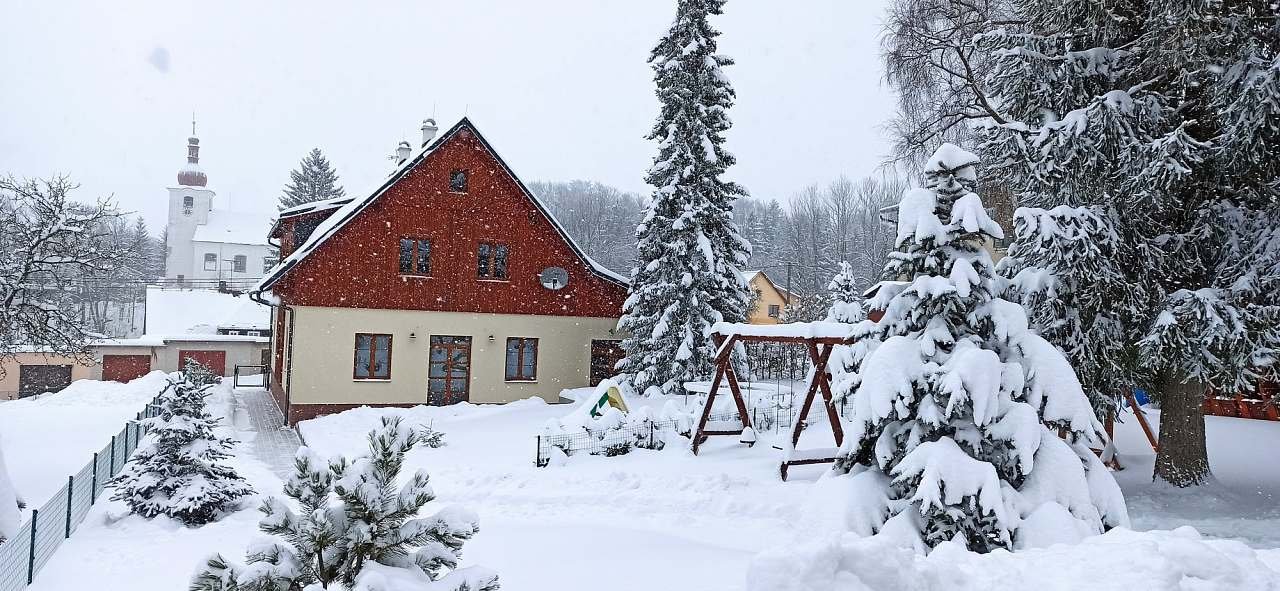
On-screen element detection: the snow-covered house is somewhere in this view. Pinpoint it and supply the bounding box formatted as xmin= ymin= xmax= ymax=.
xmin=253 ymin=118 xmax=630 ymax=424
xmin=91 ymin=287 xmax=271 ymax=381
xmin=164 ymin=128 xmax=275 ymax=288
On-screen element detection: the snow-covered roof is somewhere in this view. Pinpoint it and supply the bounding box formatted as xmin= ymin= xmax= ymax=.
xmin=192 ymin=209 xmax=274 ymax=246
xmin=710 ymin=321 xmax=854 ymax=340
xmin=254 ymin=117 xmax=629 ymax=295
xmin=743 ymin=269 xmax=799 ymax=298
xmin=277 ymin=196 xmax=355 ymax=218
xmin=143 ymin=287 xmax=270 ymax=337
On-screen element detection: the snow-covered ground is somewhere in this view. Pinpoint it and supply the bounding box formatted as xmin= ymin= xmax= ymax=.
xmin=0 ymin=371 xmax=171 ymax=508
xmin=8 ymin=380 xmax=1280 ymax=590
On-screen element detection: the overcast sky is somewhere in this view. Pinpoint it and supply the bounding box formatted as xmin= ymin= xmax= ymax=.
xmin=0 ymin=0 xmax=893 ymax=232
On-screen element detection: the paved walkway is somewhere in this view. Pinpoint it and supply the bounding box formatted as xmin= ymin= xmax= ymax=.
xmin=237 ymin=387 xmax=302 ymax=478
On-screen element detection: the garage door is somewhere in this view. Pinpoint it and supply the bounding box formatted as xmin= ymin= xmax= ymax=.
xmin=177 ymin=350 xmax=227 ymax=376
xmin=18 ymin=364 xmax=73 ymax=398
xmin=102 ymin=355 xmax=151 ymax=383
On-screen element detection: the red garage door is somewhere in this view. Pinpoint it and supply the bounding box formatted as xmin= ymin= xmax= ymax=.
xmin=101 ymin=355 xmax=151 ymax=383
xmin=177 ymin=350 xmax=227 ymax=376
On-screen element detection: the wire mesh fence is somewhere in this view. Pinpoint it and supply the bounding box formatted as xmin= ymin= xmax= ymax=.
xmin=0 ymin=392 xmax=163 ymax=590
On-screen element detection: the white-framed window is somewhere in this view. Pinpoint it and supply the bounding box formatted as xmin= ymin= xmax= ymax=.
xmin=203 ymin=253 xmax=217 ymax=271
xmin=263 ymin=257 xmax=277 ymax=274
xmin=233 ymin=255 xmax=247 ymax=273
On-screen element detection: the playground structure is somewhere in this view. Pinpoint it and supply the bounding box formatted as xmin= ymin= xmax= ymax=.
xmin=692 ymin=321 xmax=852 ymax=480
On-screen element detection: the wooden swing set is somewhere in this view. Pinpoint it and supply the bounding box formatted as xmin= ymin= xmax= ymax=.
xmin=691 ymin=323 xmax=852 ymax=480
xmin=692 ymin=322 xmax=1164 ymax=479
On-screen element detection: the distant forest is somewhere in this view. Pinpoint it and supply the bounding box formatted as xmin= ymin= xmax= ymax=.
xmin=531 ymin=176 xmax=903 ymax=319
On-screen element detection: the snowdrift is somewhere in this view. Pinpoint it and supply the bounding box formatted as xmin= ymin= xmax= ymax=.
xmin=748 ymin=526 xmax=1280 ymax=591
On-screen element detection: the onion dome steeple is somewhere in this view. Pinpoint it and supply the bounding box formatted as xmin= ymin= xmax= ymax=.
xmin=177 ymin=117 xmax=208 ymax=187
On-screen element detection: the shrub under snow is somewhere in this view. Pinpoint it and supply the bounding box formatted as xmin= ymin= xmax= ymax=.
xmin=829 ymin=144 xmax=1127 ymax=552
xmin=193 ymin=416 xmax=498 ymax=591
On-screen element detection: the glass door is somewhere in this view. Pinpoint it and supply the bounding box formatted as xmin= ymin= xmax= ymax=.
xmin=428 ymin=335 xmax=472 ymax=405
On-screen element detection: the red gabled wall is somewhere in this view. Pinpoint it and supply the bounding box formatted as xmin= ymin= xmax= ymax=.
xmin=271 ymin=126 xmax=627 ymax=318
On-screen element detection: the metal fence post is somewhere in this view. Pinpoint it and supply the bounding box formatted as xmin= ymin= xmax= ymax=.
xmin=27 ymin=509 xmax=38 ymax=584
xmin=65 ymin=475 xmax=73 ymax=538
xmin=109 ymin=435 xmax=117 ymax=474
xmin=535 ymin=435 xmax=542 ymax=467
xmin=90 ymin=453 xmax=98 ymax=502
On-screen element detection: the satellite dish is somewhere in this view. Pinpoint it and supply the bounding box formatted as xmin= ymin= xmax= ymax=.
xmin=539 ymin=267 xmax=569 ymax=290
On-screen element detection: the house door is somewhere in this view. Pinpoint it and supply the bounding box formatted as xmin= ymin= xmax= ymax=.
xmin=428 ymin=336 xmax=471 ymax=405
xmin=18 ymin=364 xmax=73 ymax=398
xmin=590 ymin=339 xmax=625 ymax=386
xmin=178 ymin=350 xmax=227 ymax=376
xmin=102 ymin=355 xmax=151 ymax=382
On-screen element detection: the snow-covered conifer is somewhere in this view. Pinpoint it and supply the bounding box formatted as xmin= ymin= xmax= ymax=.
xmin=825 ymin=261 xmax=865 ymax=324
xmin=279 ymin=148 xmax=346 ymax=211
xmin=193 ymin=417 xmax=497 ymax=591
xmin=832 ymin=145 xmax=1127 ymax=552
xmin=111 ymin=375 xmax=251 ymax=525
xmin=996 ymin=206 xmax=1135 ymax=420
xmin=183 ymin=357 xmax=219 ymax=388
xmin=617 ymin=0 xmax=752 ymax=396
xmin=979 ymin=1 xmax=1280 ymax=486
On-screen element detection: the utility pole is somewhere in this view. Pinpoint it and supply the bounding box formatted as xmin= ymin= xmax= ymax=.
xmin=785 ymin=262 xmax=792 ymax=305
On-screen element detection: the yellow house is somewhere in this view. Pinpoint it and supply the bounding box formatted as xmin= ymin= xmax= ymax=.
xmin=744 ymin=270 xmax=796 ymax=325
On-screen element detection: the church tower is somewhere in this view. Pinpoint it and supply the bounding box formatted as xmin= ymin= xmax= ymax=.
xmin=164 ymin=121 xmax=216 ymax=281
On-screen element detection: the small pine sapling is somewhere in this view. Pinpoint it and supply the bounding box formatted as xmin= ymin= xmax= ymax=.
xmin=193 ymin=417 xmax=497 ymax=591
xmin=183 ymin=357 xmax=220 ymax=388
xmin=112 ymin=375 xmax=251 ymax=525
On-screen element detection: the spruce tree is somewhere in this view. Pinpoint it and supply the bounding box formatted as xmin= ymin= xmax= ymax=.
xmin=980 ymin=0 xmax=1280 ymax=486
xmin=825 ymin=261 xmax=865 ymax=324
xmin=278 ymin=148 xmax=346 ymax=211
xmin=111 ymin=373 xmax=251 ymax=525
xmin=617 ymin=0 xmax=752 ymax=396
xmin=832 ymin=145 xmax=1127 ymax=552
xmin=193 ymin=417 xmax=497 ymax=591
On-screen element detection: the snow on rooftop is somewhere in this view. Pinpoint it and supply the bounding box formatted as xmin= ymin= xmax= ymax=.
xmin=277 ymin=195 xmax=355 ymax=218
xmin=192 ymin=209 xmax=273 ymax=246
xmin=710 ymin=321 xmax=855 ymax=340
xmin=143 ymin=287 xmax=270 ymax=337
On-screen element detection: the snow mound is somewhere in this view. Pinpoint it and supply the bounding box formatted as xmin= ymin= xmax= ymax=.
xmin=748 ymin=526 xmax=1280 ymax=591
xmin=924 ymin=143 xmax=980 ymax=174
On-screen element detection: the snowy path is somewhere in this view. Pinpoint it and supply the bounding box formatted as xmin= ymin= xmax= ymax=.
xmin=235 ymin=387 xmax=301 ymax=478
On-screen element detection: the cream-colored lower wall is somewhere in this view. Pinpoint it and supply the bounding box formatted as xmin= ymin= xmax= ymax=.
xmin=286 ymin=306 xmax=622 ymax=405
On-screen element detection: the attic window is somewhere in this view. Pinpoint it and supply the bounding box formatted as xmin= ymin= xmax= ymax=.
xmin=450 ymin=169 xmax=468 ymax=193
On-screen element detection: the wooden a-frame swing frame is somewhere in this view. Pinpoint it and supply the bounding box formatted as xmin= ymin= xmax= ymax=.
xmin=692 ymin=328 xmax=852 ymax=480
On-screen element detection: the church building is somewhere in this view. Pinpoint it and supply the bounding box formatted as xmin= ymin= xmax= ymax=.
xmin=164 ymin=127 xmax=275 ymax=288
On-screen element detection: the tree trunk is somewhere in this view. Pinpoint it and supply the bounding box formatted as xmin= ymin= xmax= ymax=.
xmin=1153 ymin=375 xmax=1212 ymax=487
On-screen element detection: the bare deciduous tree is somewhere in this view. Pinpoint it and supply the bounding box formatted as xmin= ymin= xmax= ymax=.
xmin=0 ymin=176 xmax=134 ymax=376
